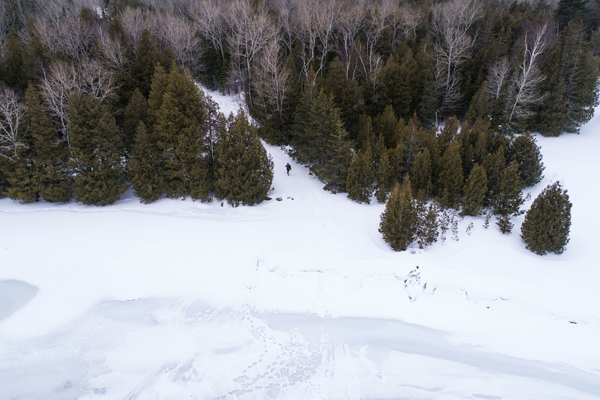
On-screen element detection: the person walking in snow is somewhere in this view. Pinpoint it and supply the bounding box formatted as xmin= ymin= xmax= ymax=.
xmin=285 ymin=163 xmax=292 ymax=176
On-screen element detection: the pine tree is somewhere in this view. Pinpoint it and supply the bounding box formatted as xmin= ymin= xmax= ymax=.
xmin=215 ymin=110 xmax=273 ymax=206
xmin=461 ymin=163 xmax=488 ymax=216
xmin=68 ymin=93 xmax=128 ymax=206
xmin=464 ymin=81 xmax=492 ymax=126
xmin=153 ymin=66 xmax=210 ymax=199
xmin=379 ymin=175 xmax=419 ymax=251
xmin=438 ymin=141 xmax=464 ymax=208
xmin=411 ymin=148 xmax=432 ymax=198
xmin=130 ymin=122 xmax=163 ymax=203
xmin=317 ymin=118 xmax=352 ymax=193
xmin=508 ymin=133 xmax=544 ymax=187
xmin=25 ymin=85 xmax=71 ymax=203
xmin=3 ymin=28 xmax=27 ymax=90
xmin=521 ymin=181 xmax=572 ymax=255
xmin=375 ymin=150 xmax=391 ymax=203
xmin=416 ymin=201 xmax=440 ymax=249
xmin=346 ymin=146 xmax=375 ymax=204
xmin=374 ymin=105 xmax=399 ymax=149
xmin=493 ymin=164 xmax=524 ymax=233
xmin=123 ymin=89 xmax=148 ymax=156
xmin=4 ymin=148 xmax=38 ymax=203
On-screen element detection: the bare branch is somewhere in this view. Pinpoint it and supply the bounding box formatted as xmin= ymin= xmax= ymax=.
xmin=506 ymin=23 xmax=549 ymax=125
xmin=0 ymin=86 xmax=28 ymax=161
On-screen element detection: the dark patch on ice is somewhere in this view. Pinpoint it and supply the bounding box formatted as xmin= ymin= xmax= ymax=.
xmin=0 ymin=280 xmax=39 ymax=320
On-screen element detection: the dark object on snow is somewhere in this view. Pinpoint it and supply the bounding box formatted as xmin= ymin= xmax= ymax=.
xmin=285 ymin=163 xmax=292 ymax=176
xmin=276 ymin=197 xmax=283 ymax=201
xmin=265 ymin=197 xmax=272 ymax=201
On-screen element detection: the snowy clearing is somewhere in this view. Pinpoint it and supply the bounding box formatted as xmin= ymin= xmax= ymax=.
xmin=0 ymin=89 xmax=599 ymax=399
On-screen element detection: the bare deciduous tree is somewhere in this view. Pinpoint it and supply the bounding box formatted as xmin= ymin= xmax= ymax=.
xmin=395 ymin=4 xmax=424 ymax=44
xmin=79 ymin=58 xmax=118 ymax=102
xmin=432 ymin=0 xmax=482 ymax=112
xmin=295 ymin=0 xmax=320 ymax=80
xmin=119 ymin=7 xmax=153 ymax=49
xmin=226 ymin=0 xmax=278 ymax=101
xmin=363 ymin=1 xmax=392 ymax=74
xmin=96 ymin=27 xmax=127 ymax=69
xmin=314 ymin=0 xmax=339 ymax=76
xmin=487 ymin=57 xmax=511 ymax=100
xmin=155 ymin=13 xmax=202 ymax=71
xmin=506 ymin=23 xmax=549 ymax=125
xmin=0 ymin=86 xmax=27 ymax=161
xmin=192 ymin=0 xmax=227 ymax=63
xmin=252 ymin=39 xmax=292 ymax=125
xmin=335 ymin=0 xmax=365 ymax=79
xmin=273 ymin=0 xmax=298 ymax=57
xmin=38 ymin=59 xmax=116 ymax=162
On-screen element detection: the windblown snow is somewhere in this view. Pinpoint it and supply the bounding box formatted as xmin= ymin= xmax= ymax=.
xmin=0 ymin=88 xmax=599 ymax=400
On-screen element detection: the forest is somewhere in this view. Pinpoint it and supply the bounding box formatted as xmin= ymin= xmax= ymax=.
xmin=0 ymin=0 xmax=595 ymax=252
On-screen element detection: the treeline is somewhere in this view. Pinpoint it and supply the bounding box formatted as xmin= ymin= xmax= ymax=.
xmin=0 ymin=0 xmax=597 ymax=214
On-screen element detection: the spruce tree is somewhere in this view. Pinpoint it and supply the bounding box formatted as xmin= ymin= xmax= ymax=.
xmin=68 ymin=93 xmax=128 ymax=206
xmin=317 ymin=118 xmax=352 ymax=193
xmin=153 ymin=66 xmax=210 ymax=199
xmin=3 ymin=28 xmax=26 ymax=90
xmin=130 ymin=122 xmax=163 ymax=203
xmin=4 ymin=148 xmax=38 ymax=203
xmin=375 ymin=150 xmax=391 ymax=203
xmin=379 ymin=175 xmax=419 ymax=251
xmin=438 ymin=141 xmax=464 ymax=208
xmin=346 ymin=146 xmax=375 ymax=204
xmin=521 ymin=182 xmax=572 ymax=255
xmin=215 ymin=110 xmax=273 ymax=206
xmin=464 ymin=81 xmax=492 ymax=126
xmin=411 ymin=148 xmax=432 ymax=198
xmin=25 ymin=85 xmax=71 ymax=203
xmin=416 ymin=201 xmax=440 ymax=249
xmin=493 ymin=164 xmax=524 ymax=233
xmin=461 ymin=163 xmax=488 ymax=216
xmin=374 ymin=105 xmax=399 ymax=149
xmin=123 ymin=88 xmax=148 ymax=156
xmin=508 ymin=133 xmax=544 ymax=187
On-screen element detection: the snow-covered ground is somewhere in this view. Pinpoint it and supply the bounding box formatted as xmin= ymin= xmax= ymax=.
xmin=0 ymin=89 xmax=599 ymax=400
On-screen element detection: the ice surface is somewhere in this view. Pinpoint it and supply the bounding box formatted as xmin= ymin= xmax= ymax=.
xmin=0 ymin=87 xmax=599 ymax=399
xmin=0 ymin=280 xmax=38 ymax=320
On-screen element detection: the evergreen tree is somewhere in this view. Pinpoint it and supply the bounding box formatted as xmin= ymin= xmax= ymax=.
xmin=130 ymin=122 xmax=163 ymax=203
xmin=4 ymin=147 xmax=38 ymax=203
xmin=464 ymin=81 xmax=492 ymax=126
xmin=374 ymin=105 xmax=399 ymax=149
xmin=508 ymin=133 xmax=544 ymax=187
xmin=521 ymin=181 xmax=572 ymax=255
xmin=2 ymin=28 xmax=26 ymax=90
xmin=130 ymin=30 xmax=169 ymax=98
xmin=461 ymin=163 xmax=488 ymax=216
xmin=416 ymin=201 xmax=440 ymax=249
xmin=123 ymin=89 xmax=148 ymax=155
xmin=375 ymin=150 xmax=391 ymax=203
xmin=25 ymin=85 xmax=71 ymax=203
xmin=557 ymin=0 xmax=589 ymax=30
xmin=68 ymin=93 xmax=128 ymax=206
xmin=346 ymin=146 xmax=375 ymax=204
xmin=379 ymin=175 xmax=419 ymax=251
xmin=411 ymin=148 xmax=432 ymax=198
xmin=153 ymin=66 xmax=210 ymax=199
xmin=290 ymin=72 xmax=317 ymax=161
xmin=438 ymin=141 xmax=464 ymax=208
xmin=316 ymin=118 xmax=352 ymax=193
xmin=493 ymin=164 xmax=524 ymax=233
xmin=215 ymin=110 xmax=273 ymax=206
